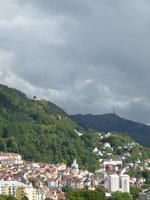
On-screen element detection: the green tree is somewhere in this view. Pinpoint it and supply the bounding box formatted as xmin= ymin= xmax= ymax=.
xmin=142 ymin=170 xmax=150 ymax=184
xmin=6 ymin=196 xmax=17 ymax=200
xmin=62 ymin=185 xmax=73 ymax=193
xmin=111 ymin=192 xmax=132 ymax=200
xmin=0 ymin=195 xmax=8 ymax=200
xmin=130 ymin=186 xmax=142 ymax=200
xmin=21 ymin=197 xmax=29 ymax=200
xmin=44 ymin=198 xmax=53 ymax=200
xmin=67 ymin=189 xmax=106 ymax=200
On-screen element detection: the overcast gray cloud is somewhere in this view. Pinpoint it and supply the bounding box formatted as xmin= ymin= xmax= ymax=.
xmin=0 ymin=0 xmax=150 ymax=124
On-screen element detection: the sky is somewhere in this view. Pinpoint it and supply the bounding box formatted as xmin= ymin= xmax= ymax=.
xmin=0 ymin=0 xmax=150 ymax=124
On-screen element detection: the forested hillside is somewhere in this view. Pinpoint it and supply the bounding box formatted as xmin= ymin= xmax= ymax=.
xmin=71 ymin=114 xmax=150 ymax=147
xmin=0 ymin=84 xmax=99 ymax=171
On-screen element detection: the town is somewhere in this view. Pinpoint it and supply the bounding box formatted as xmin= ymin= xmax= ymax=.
xmin=0 ymin=132 xmax=150 ymax=200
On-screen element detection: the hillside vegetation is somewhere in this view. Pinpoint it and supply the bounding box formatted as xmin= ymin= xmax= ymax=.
xmin=71 ymin=113 xmax=150 ymax=147
xmin=0 ymin=84 xmax=99 ymax=171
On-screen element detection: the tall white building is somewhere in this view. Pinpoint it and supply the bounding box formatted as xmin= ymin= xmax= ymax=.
xmin=108 ymin=174 xmax=120 ymax=192
xmin=105 ymin=173 xmax=130 ymax=193
xmin=120 ymin=174 xmax=130 ymax=193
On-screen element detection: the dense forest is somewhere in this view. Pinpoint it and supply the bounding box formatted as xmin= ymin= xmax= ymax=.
xmin=0 ymin=84 xmax=99 ymax=171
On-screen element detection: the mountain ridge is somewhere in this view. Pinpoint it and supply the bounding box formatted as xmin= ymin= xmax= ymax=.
xmin=71 ymin=113 xmax=150 ymax=147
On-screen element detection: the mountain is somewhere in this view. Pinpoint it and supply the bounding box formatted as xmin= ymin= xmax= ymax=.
xmin=0 ymin=84 xmax=99 ymax=171
xmin=70 ymin=113 xmax=150 ymax=147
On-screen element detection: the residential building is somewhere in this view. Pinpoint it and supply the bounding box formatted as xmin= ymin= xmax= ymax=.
xmin=105 ymin=173 xmax=130 ymax=193
xmin=120 ymin=174 xmax=130 ymax=193
xmin=16 ymin=186 xmax=37 ymax=200
xmin=0 ymin=181 xmax=25 ymax=196
xmin=103 ymin=158 xmax=122 ymax=171
xmin=107 ymin=174 xmax=120 ymax=192
xmin=0 ymin=152 xmax=23 ymax=166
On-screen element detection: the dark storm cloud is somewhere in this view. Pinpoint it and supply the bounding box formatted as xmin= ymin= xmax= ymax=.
xmin=0 ymin=0 xmax=150 ymax=123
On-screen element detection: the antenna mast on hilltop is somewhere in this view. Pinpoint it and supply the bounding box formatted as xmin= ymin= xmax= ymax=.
xmin=113 ymin=106 xmax=116 ymax=115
